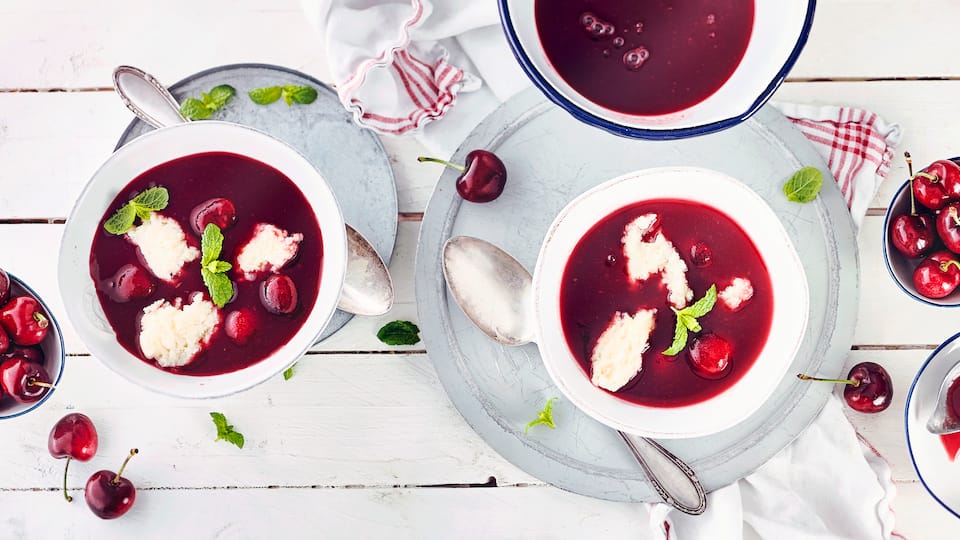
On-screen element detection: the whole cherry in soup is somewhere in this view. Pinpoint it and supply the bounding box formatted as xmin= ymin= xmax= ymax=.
xmin=190 ymin=197 xmax=237 ymax=236
xmin=914 ymin=250 xmax=960 ymax=299
xmin=798 ymin=361 xmax=893 ymax=413
xmin=260 ymin=275 xmax=298 ymax=315
xmin=49 ymin=413 xmax=99 ymax=502
xmin=225 ymin=309 xmax=257 ymax=345
xmin=0 ymin=357 xmax=52 ymax=403
xmin=418 ymin=150 xmax=507 ymax=203
xmin=103 ymin=264 xmax=155 ymax=303
xmin=85 ymin=449 xmax=139 ymax=519
xmin=0 ymin=296 xmax=49 ymax=346
xmin=688 ymin=333 xmax=733 ymax=380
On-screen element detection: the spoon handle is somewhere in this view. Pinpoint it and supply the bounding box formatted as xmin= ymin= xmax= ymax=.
xmin=112 ymin=66 xmax=186 ymax=129
xmin=618 ymin=431 xmax=707 ymax=515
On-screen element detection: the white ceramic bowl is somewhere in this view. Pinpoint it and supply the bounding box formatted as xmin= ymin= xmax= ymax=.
xmin=0 ymin=273 xmax=65 ymax=420
xmin=906 ymin=331 xmax=960 ymax=519
xmin=58 ymin=122 xmax=347 ymax=399
xmin=499 ymin=0 xmax=816 ymax=139
xmin=533 ymin=167 xmax=809 ymax=438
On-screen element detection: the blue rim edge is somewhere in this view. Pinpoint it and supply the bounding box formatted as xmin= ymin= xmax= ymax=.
xmin=883 ymin=173 xmax=960 ymax=308
xmin=497 ymin=0 xmax=817 ymax=140
xmin=0 ymin=273 xmax=66 ymax=420
xmin=905 ymin=330 xmax=960 ymax=520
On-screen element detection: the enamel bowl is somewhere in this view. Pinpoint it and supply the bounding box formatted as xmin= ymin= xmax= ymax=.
xmin=0 ymin=273 xmax=65 ymax=420
xmin=499 ymin=0 xmax=816 ymax=139
xmin=58 ymin=122 xmax=347 ymax=399
xmin=533 ymin=167 xmax=809 ymax=438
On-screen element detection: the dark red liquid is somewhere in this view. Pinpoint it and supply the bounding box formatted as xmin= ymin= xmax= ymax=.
xmin=90 ymin=152 xmax=323 ymax=376
xmin=941 ymin=377 xmax=960 ymax=460
xmin=941 ymin=433 xmax=960 ymax=462
xmin=534 ymin=0 xmax=754 ymax=116
xmin=559 ymin=200 xmax=773 ymax=407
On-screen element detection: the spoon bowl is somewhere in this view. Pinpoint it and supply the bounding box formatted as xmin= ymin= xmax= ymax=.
xmin=927 ymin=361 xmax=960 ymax=435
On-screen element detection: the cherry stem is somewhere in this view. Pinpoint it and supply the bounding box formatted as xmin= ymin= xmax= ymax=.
xmin=32 ymin=311 xmax=48 ymax=329
xmin=941 ymin=260 xmax=960 ymax=273
xmin=113 ymin=448 xmax=138 ymax=485
xmin=915 ymin=172 xmax=939 ymax=183
xmin=906 ymin=152 xmax=917 ymax=216
xmin=796 ymin=373 xmax=861 ymax=387
xmin=27 ymin=379 xmax=54 ymax=389
xmin=62 ymin=457 xmax=72 ymax=503
xmin=950 ymin=207 xmax=960 ymax=228
xmin=417 ymin=156 xmax=466 ymax=173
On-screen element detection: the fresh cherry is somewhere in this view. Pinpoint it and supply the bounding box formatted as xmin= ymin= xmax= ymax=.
xmin=913 ymin=250 xmax=960 ymax=299
xmin=190 ymin=197 xmax=237 ymax=236
xmin=891 ymin=213 xmax=936 ymax=258
xmin=49 ymin=413 xmax=99 ymax=502
xmin=0 ymin=325 xmax=9 ymax=354
xmin=687 ymin=333 xmax=732 ymax=379
xmin=0 ymin=296 xmax=49 ymax=346
xmin=690 ymin=242 xmax=713 ymax=267
xmin=912 ymin=159 xmax=958 ymax=211
xmin=1 ymin=344 xmax=43 ymax=364
xmin=85 ymin=448 xmax=138 ymax=520
xmin=798 ymin=361 xmax=892 ymax=413
xmin=937 ymin=203 xmax=960 ymax=254
xmin=0 ymin=358 xmax=52 ymax=403
xmin=103 ymin=264 xmax=155 ymax=303
xmin=260 ymin=275 xmax=298 ymax=315
xmin=418 ymin=150 xmax=507 ymax=203
xmin=0 ymin=268 xmax=10 ymax=306
xmin=225 ymin=309 xmax=256 ymax=345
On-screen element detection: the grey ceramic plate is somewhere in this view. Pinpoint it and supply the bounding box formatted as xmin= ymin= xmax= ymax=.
xmin=116 ymin=63 xmax=397 ymax=342
xmin=416 ymin=89 xmax=859 ymax=502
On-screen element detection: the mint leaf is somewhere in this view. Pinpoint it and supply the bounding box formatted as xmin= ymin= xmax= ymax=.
xmin=679 ymin=312 xmax=701 ymax=333
xmin=283 ymin=364 xmax=295 ymax=381
xmin=206 ymin=260 xmax=232 ymax=274
xmin=202 ymin=269 xmax=233 ymax=308
xmin=282 ymin=85 xmax=318 ymax=105
xmin=201 ymin=223 xmax=224 ymax=266
xmin=683 ymin=284 xmax=717 ymax=318
xmin=131 ymin=186 xmax=169 ymax=212
xmin=210 ymin=412 xmax=244 ymax=449
xmin=376 ymin=320 xmax=420 ymax=346
xmin=783 ymin=166 xmax=823 ymax=203
xmin=207 ymin=85 xmax=236 ymax=109
xmin=662 ymin=317 xmax=688 ymax=356
xmin=104 ymin=203 xmax=137 ymax=235
xmin=179 ymin=98 xmax=211 ymax=120
xmin=248 ymin=86 xmax=282 ymax=105
xmin=134 ymin=206 xmax=153 ymax=221
xmin=524 ymin=397 xmax=557 ymax=434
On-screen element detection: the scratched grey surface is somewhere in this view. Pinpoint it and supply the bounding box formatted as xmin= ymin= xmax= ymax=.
xmin=116 ymin=64 xmax=398 ymax=343
xmin=416 ymin=89 xmax=859 ymax=502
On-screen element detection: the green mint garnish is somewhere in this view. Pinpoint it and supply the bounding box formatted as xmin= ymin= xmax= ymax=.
xmin=103 ymin=186 xmax=169 ymax=235
xmin=179 ymin=84 xmax=236 ymax=120
xmin=210 ymin=412 xmax=244 ymax=449
xmin=524 ymin=397 xmax=557 ymax=434
xmin=783 ymin=166 xmax=823 ymax=203
xmin=283 ymin=364 xmax=296 ymax=381
xmin=200 ymin=224 xmax=234 ymax=308
xmin=376 ymin=320 xmax=421 ymax=346
xmin=662 ymin=285 xmax=717 ymax=356
xmin=249 ymin=85 xmax=318 ymax=106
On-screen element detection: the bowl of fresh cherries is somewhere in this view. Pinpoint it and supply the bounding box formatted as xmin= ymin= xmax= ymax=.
xmin=0 ymin=268 xmax=65 ymax=419
xmin=884 ymin=153 xmax=960 ymax=306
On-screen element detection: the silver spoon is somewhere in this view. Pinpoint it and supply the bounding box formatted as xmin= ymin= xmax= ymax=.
xmin=112 ymin=65 xmax=393 ymax=317
xmin=442 ymin=236 xmax=707 ymax=515
xmin=927 ymin=362 xmax=960 ymax=435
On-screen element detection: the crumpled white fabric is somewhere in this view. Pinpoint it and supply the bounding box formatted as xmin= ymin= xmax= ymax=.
xmin=304 ymin=1 xmax=903 ymax=538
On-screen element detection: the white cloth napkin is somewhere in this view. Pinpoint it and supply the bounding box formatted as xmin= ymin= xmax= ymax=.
xmin=305 ymin=1 xmax=904 ymax=538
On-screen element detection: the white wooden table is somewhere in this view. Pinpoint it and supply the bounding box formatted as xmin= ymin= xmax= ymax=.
xmin=2 ymin=1 xmax=959 ymax=538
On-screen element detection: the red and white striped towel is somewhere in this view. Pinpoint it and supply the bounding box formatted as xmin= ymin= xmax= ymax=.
xmin=305 ymin=1 xmax=904 ymax=538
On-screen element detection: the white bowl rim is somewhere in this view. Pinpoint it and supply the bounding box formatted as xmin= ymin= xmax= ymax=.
xmin=58 ymin=121 xmax=347 ymax=399
xmin=532 ymin=166 xmax=809 ymax=438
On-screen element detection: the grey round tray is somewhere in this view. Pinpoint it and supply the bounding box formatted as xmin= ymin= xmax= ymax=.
xmin=416 ymin=89 xmax=860 ymax=502
xmin=116 ymin=63 xmax=397 ymax=342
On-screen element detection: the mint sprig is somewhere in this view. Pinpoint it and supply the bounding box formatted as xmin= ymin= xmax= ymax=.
xmin=524 ymin=397 xmax=557 ymax=434
xmin=179 ymin=84 xmax=236 ymax=120
xmin=283 ymin=364 xmax=296 ymax=381
xmin=248 ymin=85 xmax=318 ymax=106
xmin=376 ymin=320 xmax=420 ymax=346
xmin=662 ymin=285 xmax=717 ymax=356
xmin=200 ymin=224 xmax=234 ymax=308
xmin=783 ymin=166 xmax=823 ymax=203
xmin=210 ymin=412 xmax=244 ymax=449
xmin=103 ymin=186 xmax=169 ymax=235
